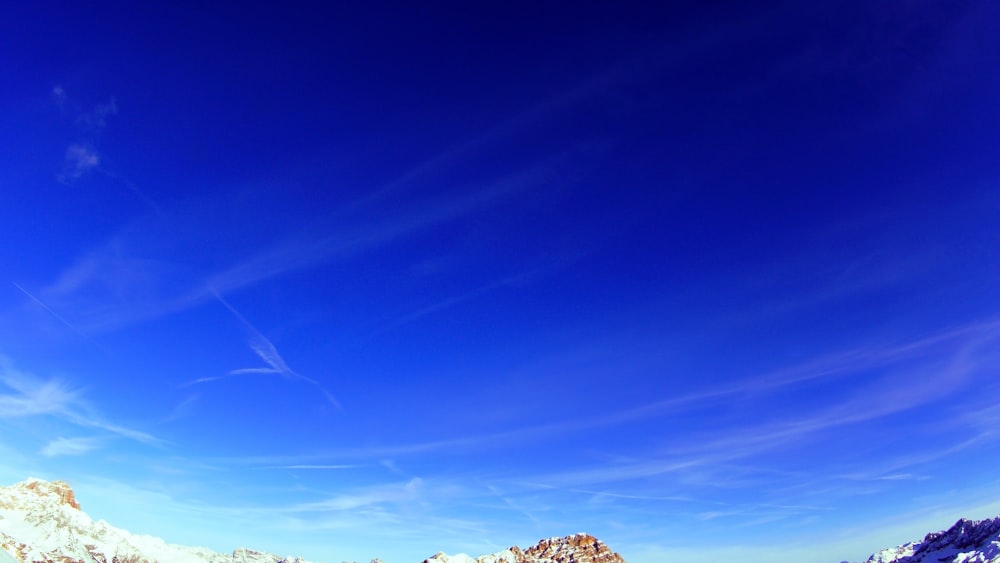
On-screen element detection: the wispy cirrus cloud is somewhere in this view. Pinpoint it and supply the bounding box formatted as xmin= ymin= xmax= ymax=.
xmin=486 ymin=484 xmax=542 ymax=525
xmin=0 ymin=364 xmax=77 ymax=417
xmin=28 ymin=150 xmax=576 ymax=338
xmin=270 ymin=464 xmax=361 ymax=470
xmin=360 ymin=268 xmax=547 ymax=341
xmin=52 ymin=87 xmax=116 ymax=183
xmin=51 ymin=85 xmax=68 ymax=108
xmin=160 ymin=394 xmax=201 ymax=423
xmin=288 ymin=477 xmax=425 ymax=512
xmin=0 ymin=357 xmax=160 ymax=445
xmin=11 ymin=281 xmax=111 ymax=354
xmin=214 ymin=316 xmax=1000 ymax=514
xmin=202 ymin=155 xmax=567 ymax=301
xmin=183 ymin=290 xmax=342 ymax=410
xmin=76 ymin=97 xmax=117 ymax=133
xmin=48 ymin=87 xmax=160 ymax=210
xmin=40 ymin=436 xmax=102 ymax=457
xmin=59 ymin=143 xmax=101 ymax=182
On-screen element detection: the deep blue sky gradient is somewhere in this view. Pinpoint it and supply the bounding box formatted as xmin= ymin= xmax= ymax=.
xmin=1 ymin=2 xmax=1000 ymax=562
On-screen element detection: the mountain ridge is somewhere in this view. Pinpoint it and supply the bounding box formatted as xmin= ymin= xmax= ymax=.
xmin=420 ymin=533 xmax=625 ymax=563
xmin=861 ymin=516 xmax=1000 ymax=563
xmin=0 ymin=478 xmax=626 ymax=563
xmin=0 ymin=477 xmax=308 ymax=563
xmin=6 ymin=477 xmax=1000 ymax=563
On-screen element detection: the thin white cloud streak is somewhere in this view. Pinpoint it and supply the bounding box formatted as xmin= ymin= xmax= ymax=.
xmin=30 ymin=24 xmax=808 ymax=336
xmin=569 ymin=488 xmax=695 ymax=503
xmin=0 ymin=357 xmax=160 ymax=445
xmin=543 ymin=316 xmax=1000 ymax=435
xmin=27 ymin=75 xmax=603 ymax=334
xmin=34 ymin=154 xmax=569 ymax=336
xmin=517 ymin=354 xmax=990 ymax=492
xmin=345 ymin=66 xmax=625 ymax=213
xmin=362 ymin=253 xmax=584 ymax=341
xmin=12 ymin=281 xmax=110 ymax=354
xmin=213 ymin=317 xmax=1000 ymax=479
xmin=695 ymin=502 xmax=825 ymax=525
xmin=287 ymin=478 xmax=424 ymax=512
xmin=40 ymin=436 xmax=101 ymax=457
xmin=777 ymin=433 xmax=992 ymax=500
xmin=486 ymin=485 xmax=541 ymax=525
xmin=271 ymin=465 xmax=361 ymax=470
xmin=0 ymin=365 xmax=77 ymax=417
xmin=70 ymin=417 xmax=161 ymax=445
xmin=626 ymin=353 xmax=983 ymax=479
xmin=344 ymin=8 xmax=772 ymax=214
xmin=202 ymin=159 xmax=558 ymax=301
xmin=160 ymin=394 xmax=200 ymax=423
xmin=183 ymin=290 xmax=343 ymax=411
xmin=360 ymin=269 xmax=545 ymax=342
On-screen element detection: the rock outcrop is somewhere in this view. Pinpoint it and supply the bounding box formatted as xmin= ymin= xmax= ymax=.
xmin=522 ymin=534 xmax=624 ymax=563
xmin=864 ymin=516 xmax=1000 ymax=563
xmin=421 ymin=533 xmax=626 ymax=563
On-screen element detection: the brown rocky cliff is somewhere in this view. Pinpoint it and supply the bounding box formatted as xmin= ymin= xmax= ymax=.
xmin=521 ymin=533 xmax=626 ymax=563
xmin=23 ymin=479 xmax=81 ymax=510
xmin=419 ymin=533 xmax=626 ymax=563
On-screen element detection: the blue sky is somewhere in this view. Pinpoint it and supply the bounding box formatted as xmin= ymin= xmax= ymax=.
xmin=1 ymin=2 xmax=1000 ymax=562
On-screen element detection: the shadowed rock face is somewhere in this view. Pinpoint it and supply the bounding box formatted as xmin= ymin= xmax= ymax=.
xmin=864 ymin=517 xmax=1000 ymax=563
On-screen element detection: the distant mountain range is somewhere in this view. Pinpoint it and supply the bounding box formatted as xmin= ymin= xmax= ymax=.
xmin=862 ymin=516 xmax=1000 ymax=563
xmin=0 ymin=478 xmax=625 ymax=563
xmin=2 ymin=478 xmax=999 ymax=563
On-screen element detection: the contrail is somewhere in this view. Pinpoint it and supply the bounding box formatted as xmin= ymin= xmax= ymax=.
xmin=11 ymin=281 xmax=110 ymax=355
xmin=184 ymin=287 xmax=343 ymax=411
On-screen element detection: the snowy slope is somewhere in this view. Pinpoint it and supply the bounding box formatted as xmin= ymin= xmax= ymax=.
xmin=863 ymin=517 xmax=1000 ymax=563
xmin=0 ymin=478 xmax=308 ymax=563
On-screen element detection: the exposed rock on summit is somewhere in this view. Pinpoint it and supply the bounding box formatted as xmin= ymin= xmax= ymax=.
xmin=21 ymin=480 xmax=80 ymax=511
xmin=864 ymin=516 xmax=1000 ymax=563
xmin=0 ymin=478 xmax=309 ymax=563
xmin=522 ymin=534 xmax=625 ymax=563
xmin=421 ymin=533 xmax=626 ymax=563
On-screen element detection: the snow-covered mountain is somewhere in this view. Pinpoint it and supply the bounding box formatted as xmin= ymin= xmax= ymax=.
xmin=0 ymin=478 xmax=309 ymax=563
xmin=863 ymin=516 xmax=1000 ymax=563
xmin=10 ymin=476 xmax=1000 ymax=563
xmin=0 ymin=478 xmax=627 ymax=563
xmin=420 ymin=533 xmax=625 ymax=563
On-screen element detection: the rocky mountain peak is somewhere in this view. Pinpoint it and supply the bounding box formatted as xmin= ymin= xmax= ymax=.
xmin=19 ymin=479 xmax=80 ymax=510
xmin=864 ymin=515 xmax=1000 ymax=563
xmin=420 ymin=533 xmax=626 ymax=563
xmin=523 ymin=533 xmax=624 ymax=563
